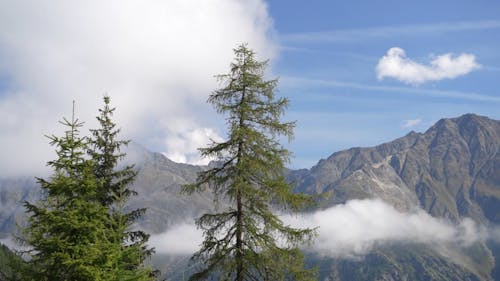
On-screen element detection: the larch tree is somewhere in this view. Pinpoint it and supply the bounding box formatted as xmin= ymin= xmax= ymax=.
xmin=183 ymin=44 xmax=316 ymax=281
xmin=88 ymin=96 xmax=155 ymax=280
xmin=22 ymin=104 xmax=116 ymax=281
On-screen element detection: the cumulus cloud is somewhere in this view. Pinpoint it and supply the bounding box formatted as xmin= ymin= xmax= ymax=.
xmin=150 ymin=199 xmax=493 ymax=258
xmin=164 ymin=127 xmax=224 ymax=165
xmin=402 ymin=118 xmax=422 ymax=128
xmin=376 ymin=47 xmax=480 ymax=85
xmin=0 ymin=0 xmax=276 ymax=176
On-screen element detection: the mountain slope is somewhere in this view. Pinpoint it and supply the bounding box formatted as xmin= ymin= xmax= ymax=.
xmin=0 ymin=143 xmax=215 ymax=237
xmin=309 ymin=244 xmax=484 ymax=281
xmin=288 ymin=113 xmax=499 ymax=280
xmin=124 ymin=144 xmax=216 ymax=233
xmin=0 ymin=113 xmax=498 ymax=280
xmin=290 ymin=114 xmax=500 ymax=224
xmin=0 ymin=178 xmax=40 ymax=237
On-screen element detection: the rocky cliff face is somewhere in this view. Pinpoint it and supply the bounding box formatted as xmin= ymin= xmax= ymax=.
xmin=290 ymin=114 xmax=500 ymax=225
xmin=288 ymin=113 xmax=499 ymax=280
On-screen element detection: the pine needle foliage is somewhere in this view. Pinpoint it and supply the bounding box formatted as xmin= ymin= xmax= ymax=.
xmin=89 ymin=96 xmax=137 ymax=206
xmin=0 ymin=243 xmax=27 ymax=281
xmin=21 ymin=100 xmax=156 ymax=280
xmin=88 ymin=96 xmax=155 ymax=280
xmin=22 ymin=104 xmax=117 ymax=281
xmin=183 ymin=44 xmax=317 ymax=281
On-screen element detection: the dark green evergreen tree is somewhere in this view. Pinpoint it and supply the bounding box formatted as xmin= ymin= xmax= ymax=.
xmin=183 ymin=44 xmax=316 ymax=281
xmin=0 ymin=243 xmax=27 ymax=281
xmin=22 ymin=104 xmax=117 ymax=281
xmin=88 ymin=96 xmax=155 ymax=280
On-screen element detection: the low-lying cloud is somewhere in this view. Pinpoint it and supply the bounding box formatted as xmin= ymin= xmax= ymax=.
xmin=149 ymin=223 xmax=202 ymax=256
xmin=376 ymin=47 xmax=480 ymax=85
xmin=286 ymin=199 xmax=486 ymax=258
xmin=150 ymin=199 xmax=495 ymax=258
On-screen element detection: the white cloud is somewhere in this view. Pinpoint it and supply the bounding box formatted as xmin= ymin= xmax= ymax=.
xmin=376 ymin=47 xmax=481 ymax=85
xmin=402 ymin=118 xmax=422 ymax=128
xmin=285 ymin=199 xmax=488 ymax=258
xmin=164 ymin=127 xmax=224 ymax=165
xmin=282 ymin=20 xmax=500 ymax=44
xmin=282 ymin=76 xmax=500 ymax=102
xmin=149 ymin=223 xmax=202 ymax=255
xmin=150 ymin=199 xmax=492 ymax=258
xmin=0 ymin=0 xmax=276 ymax=176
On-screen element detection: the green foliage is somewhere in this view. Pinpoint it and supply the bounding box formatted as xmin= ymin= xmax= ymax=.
xmin=22 ymin=107 xmax=118 ymax=280
xmin=89 ymin=96 xmax=137 ymax=206
xmin=0 ymin=243 xmax=27 ymax=281
xmin=88 ymin=96 xmax=155 ymax=280
xmin=0 ymin=243 xmax=11 ymax=278
xmin=21 ymin=100 xmax=155 ymax=280
xmin=183 ymin=44 xmax=316 ymax=281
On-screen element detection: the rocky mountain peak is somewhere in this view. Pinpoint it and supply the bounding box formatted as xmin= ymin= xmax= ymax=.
xmin=291 ymin=113 xmax=500 ymax=223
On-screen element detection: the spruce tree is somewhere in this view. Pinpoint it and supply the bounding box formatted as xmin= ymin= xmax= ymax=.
xmin=183 ymin=44 xmax=316 ymax=281
xmin=0 ymin=243 xmax=27 ymax=281
xmin=88 ymin=96 xmax=155 ymax=280
xmin=22 ymin=104 xmax=116 ymax=281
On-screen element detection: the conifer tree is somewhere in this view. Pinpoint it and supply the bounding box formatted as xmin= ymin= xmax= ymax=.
xmin=183 ymin=44 xmax=316 ymax=281
xmin=88 ymin=96 xmax=155 ymax=280
xmin=0 ymin=243 xmax=26 ymax=281
xmin=22 ymin=104 xmax=117 ymax=281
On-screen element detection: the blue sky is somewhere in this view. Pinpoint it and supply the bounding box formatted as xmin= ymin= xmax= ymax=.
xmin=0 ymin=0 xmax=499 ymax=175
xmin=266 ymin=0 xmax=500 ymax=167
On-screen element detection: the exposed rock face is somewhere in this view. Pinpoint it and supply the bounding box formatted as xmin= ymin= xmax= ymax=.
xmin=287 ymin=114 xmax=499 ymax=281
xmin=125 ymin=145 xmax=216 ymax=233
xmin=290 ymin=114 xmax=500 ymax=226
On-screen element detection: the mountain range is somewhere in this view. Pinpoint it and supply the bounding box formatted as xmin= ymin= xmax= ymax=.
xmin=290 ymin=113 xmax=499 ymax=281
xmin=0 ymin=113 xmax=499 ymax=280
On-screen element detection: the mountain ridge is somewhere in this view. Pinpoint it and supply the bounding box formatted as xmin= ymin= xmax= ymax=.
xmin=0 ymin=113 xmax=498 ymax=280
xmin=289 ymin=114 xmax=499 ymax=223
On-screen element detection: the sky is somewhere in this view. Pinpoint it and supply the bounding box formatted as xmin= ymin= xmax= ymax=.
xmin=0 ymin=0 xmax=499 ymax=176
xmin=269 ymin=0 xmax=500 ymax=167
